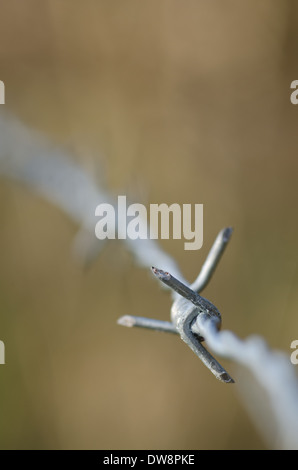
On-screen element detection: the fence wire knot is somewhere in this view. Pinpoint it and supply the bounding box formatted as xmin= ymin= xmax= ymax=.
xmin=118 ymin=227 xmax=234 ymax=383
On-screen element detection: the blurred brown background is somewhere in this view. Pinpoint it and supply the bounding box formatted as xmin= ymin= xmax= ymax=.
xmin=0 ymin=0 xmax=298 ymax=449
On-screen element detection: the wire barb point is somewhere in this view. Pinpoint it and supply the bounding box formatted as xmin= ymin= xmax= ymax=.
xmin=222 ymin=226 xmax=233 ymax=242
xmin=117 ymin=315 xmax=136 ymax=328
xmin=151 ymin=266 xmax=171 ymax=281
xmin=118 ymin=315 xmax=178 ymax=334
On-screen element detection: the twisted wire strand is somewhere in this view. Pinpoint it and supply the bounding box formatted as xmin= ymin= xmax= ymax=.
xmin=0 ymin=110 xmax=297 ymax=448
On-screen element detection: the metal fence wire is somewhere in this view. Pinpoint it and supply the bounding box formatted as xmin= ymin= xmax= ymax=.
xmin=1 ymin=110 xmax=298 ymax=449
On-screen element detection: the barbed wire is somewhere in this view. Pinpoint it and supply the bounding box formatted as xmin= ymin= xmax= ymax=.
xmin=0 ymin=110 xmax=298 ymax=449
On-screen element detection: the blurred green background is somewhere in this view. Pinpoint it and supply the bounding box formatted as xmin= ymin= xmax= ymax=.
xmin=0 ymin=0 xmax=298 ymax=449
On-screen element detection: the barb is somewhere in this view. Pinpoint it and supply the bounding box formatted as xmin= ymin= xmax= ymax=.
xmin=152 ymin=266 xmax=217 ymax=311
xmin=191 ymin=227 xmax=233 ymax=292
xmin=119 ymin=230 xmax=234 ymax=383
xmin=150 ymin=266 xmax=234 ymax=383
xmin=117 ymin=315 xmax=178 ymax=334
